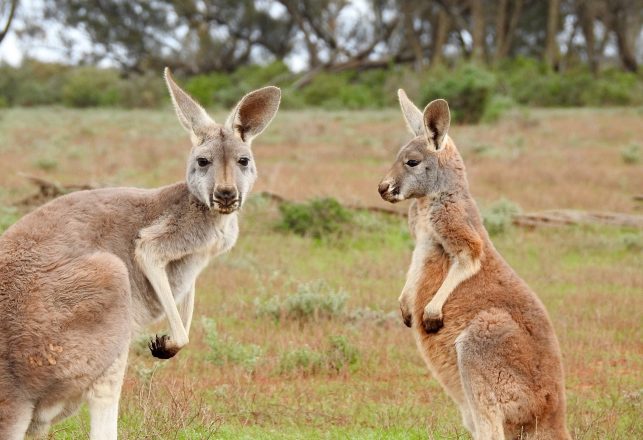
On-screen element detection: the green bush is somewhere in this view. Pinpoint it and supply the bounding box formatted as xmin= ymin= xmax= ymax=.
xmin=301 ymin=70 xmax=389 ymax=109
xmin=62 ymin=67 xmax=122 ymax=107
xmin=621 ymin=144 xmax=640 ymax=165
xmin=0 ymin=61 xmax=68 ymax=106
xmin=277 ymin=347 xmax=324 ymax=376
xmin=116 ymin=72 xmax=167 ymax=108
xmin=497 ymin=58 xmax=643 ymax=107
xmin=277 ymin=335 xmax=359 ymax=376
xmin=202 ymin=317 xmax=263 ymax=372
xmin=278 ymin=197 xmax=352 ymax=239
xmin=185 ymin=73 xmax=233 ymax=107
xmin=421 ymin=64 xmax=497 ymax=124
xmin=482 ymin=198 xmax=521 ymax=235
xmin=255 ymin=280 xmax=348 ymax=323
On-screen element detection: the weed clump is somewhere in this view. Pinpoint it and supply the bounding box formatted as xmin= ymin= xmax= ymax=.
xmin=255 ymin=280 xmax=348 ymax=323
xmin=482 ymin=198 xmax=521 ymax=235
xmin=621 ymin=144 xmax=640 ymax=165
xmin=277 ymin=197 xmax=352 ymax=239
xmin=277 ymin=335 xmax=359 ymax=376
xmin=201 ymin=317 xmax=262 ymax=372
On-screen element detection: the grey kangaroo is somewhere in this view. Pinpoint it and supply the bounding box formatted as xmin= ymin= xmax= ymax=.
xmin=0 ymin=68 xmax=281 ymax=439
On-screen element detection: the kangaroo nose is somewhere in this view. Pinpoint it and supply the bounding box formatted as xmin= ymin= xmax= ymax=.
xmin=214 ymin=186 xmax=237 ymax=205
xmin=378 ymin=182 xmax=390 ymax=196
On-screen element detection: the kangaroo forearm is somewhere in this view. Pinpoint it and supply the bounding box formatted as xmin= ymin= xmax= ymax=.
xmin=427 ymin=256 xmax=481 ymax=313
xmin=136 ymin=248 xmax=189 ymax=347
xmin=180 ymin=283 xmax=196 ymax=335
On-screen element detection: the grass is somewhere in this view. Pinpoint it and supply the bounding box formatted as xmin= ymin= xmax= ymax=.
xmin=0 ymin=107 xmax=641 ymax=438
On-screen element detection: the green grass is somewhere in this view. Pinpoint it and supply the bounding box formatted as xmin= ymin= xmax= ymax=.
xmin=0 ymin=107 xmax=641 ymax=438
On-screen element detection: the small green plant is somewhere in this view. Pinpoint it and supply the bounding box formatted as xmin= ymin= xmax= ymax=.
xmin=620 ymin=232 xmax=642 ymax=252
xmin=277 ymin=335 xmax=359 ymax=376
xmin=255 ymin=280 xmax=348 ymax=323
xmin=277 ymin=347 xmax=324 ymax=376
xmin=325 ymin=335 xmax=360 ymax=372
xmin=277 ymin=197 xmax=352 ymax=239
xmin=482 ymin=198 xmax=521 ymax=235
xmin=621 ymin=144 xmax=640 ymax=165
xmin=0 ymin=205 xmax=20 ymax=234
xmin=33 ymin=157 xmax=58 ymax=171
xmin=201 ymin=317 xmax=262 ymax=372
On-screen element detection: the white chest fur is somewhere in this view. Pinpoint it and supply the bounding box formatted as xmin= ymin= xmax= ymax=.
xmin=167 ymin=213 xmax=239 ymax=303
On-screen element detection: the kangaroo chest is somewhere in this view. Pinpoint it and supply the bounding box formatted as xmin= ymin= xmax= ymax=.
xmin=407 ymin=201 xmax=450 ymax=297
xmin=165 ymin=214 xmax=239 ymax=303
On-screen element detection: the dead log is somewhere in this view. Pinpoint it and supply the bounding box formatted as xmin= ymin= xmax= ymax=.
xmin=513 ymin=210 xmax=643 ymax=229
xmin=17 ymin=174 xmax=96 ymax=208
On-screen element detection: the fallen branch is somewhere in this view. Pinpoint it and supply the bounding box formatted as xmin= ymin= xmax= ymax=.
xmin=513 ymin=210 xmax=643 ymax=229
xmin=16 ymin=173 xmax=96 ymax=208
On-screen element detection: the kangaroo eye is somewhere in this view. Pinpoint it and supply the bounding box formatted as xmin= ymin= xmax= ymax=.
xmin=197 ymin=158 xmax=210 ymax=167
xmin=406 ymin=159 xmax=421 ymax=167
xmin=238 ymin=157 xmax=250 ymax=166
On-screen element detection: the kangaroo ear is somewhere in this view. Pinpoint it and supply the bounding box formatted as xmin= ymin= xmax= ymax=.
xmin=398 ymin=89 xmax=424 ymax=137
xmin=164 ymin=67 xmax=214 ymax=142
xmin=225 ymin=86 xmax=281 ymax=145
xmin=423 ymin=99 xmax=450 ymax=151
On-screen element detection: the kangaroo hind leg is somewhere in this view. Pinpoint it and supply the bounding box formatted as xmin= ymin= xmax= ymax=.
xmin=455 ymin=308 xmax=533 ymax=440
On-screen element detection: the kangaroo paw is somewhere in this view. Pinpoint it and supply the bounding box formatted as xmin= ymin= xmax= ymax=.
xmin=149 ymin=334 xmax=181 ymax=359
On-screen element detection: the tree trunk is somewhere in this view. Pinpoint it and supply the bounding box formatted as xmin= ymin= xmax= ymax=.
xmin=495 ymin=0 xmax=523 ymax=61
xmin=0 ymin=0 xmax=18 ymax=45
xmin=610 ymin=2 xmax=638 ymax=72
xmin=470 ymin=0 xmax=485 ymax=62
xmin=402 ymin=1 xmax=425 ymax=70
xmin=494 ymin=0 xmax=508 ymax=64
xmin=544 ymin=0 xmax=560 ymax=70
xmin=431 ymin=8 xmax=451 ymax=67
xmin=577 ymin=0 xmax=599 ymax=74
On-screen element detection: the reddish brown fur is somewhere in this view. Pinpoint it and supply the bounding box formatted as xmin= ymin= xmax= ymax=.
xmin=410 ymin=142 xmax=569 ymax=439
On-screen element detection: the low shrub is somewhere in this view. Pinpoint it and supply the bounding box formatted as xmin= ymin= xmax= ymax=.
xmin=482 ymin=198 xmax=521 ymax=235
xmin=621 ymin=144 xmax=640 ymax=165
xmin=202 ymin=317 xmax=262 ymax=372
xmin=255 ymin=280 xmax=348 ymax=323
xmin=62 ymin=67 xmax=122 ymax=107
xmin=421 ymin=63 xmax=497 ymax=124
xmin=278 ymin=197 xmax=352 ymax=239
xmin=277 ymin=335 xmax=359 ymax=376
xmin=277 ymin=347 xmax=324 ymax=376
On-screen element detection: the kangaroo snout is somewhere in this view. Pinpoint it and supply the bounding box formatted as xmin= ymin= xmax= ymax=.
xmin=213 ymin=186 xmax=239 ymax=212
xmin=378 ymin=180 xmax=400 ymax=203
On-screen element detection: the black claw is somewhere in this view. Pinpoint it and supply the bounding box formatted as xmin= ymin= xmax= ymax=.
xmin=403 ymin=314 xmax=412 ymax=328
xmin=423 ymin=317 xmax=444 ymax=334
xmin=148 ymin=334 xmax=179 ymax=359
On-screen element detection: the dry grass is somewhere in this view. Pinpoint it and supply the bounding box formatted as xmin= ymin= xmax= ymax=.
xmin=0 ymin=106 xmax=641 ymax=439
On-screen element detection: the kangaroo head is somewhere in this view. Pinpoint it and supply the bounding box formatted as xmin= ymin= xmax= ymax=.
xmin=378 ymin=89 xmax=455 ymax=203
xmin=164 ymin=68 xmax=281 ymax=214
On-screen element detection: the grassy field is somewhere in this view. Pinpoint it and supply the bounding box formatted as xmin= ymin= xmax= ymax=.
xmin=0 ymin=106 xmax=641 ymax=439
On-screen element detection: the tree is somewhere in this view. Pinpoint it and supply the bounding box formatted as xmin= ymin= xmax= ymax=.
xmin=544 ymin=0 xmax=560 ymax=70
xmin=0 ymin=0 xmax=18 ymax=45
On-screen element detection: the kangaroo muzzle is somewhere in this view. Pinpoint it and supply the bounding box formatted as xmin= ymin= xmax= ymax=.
xmin=378 ymin=180 xmax=400 ymax=203
xmin=212 ymin=185 xmax=239 ymax=213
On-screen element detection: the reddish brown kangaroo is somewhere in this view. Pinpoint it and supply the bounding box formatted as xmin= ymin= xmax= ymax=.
xmin=378 ymin=90 xmax=570 ymax=439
